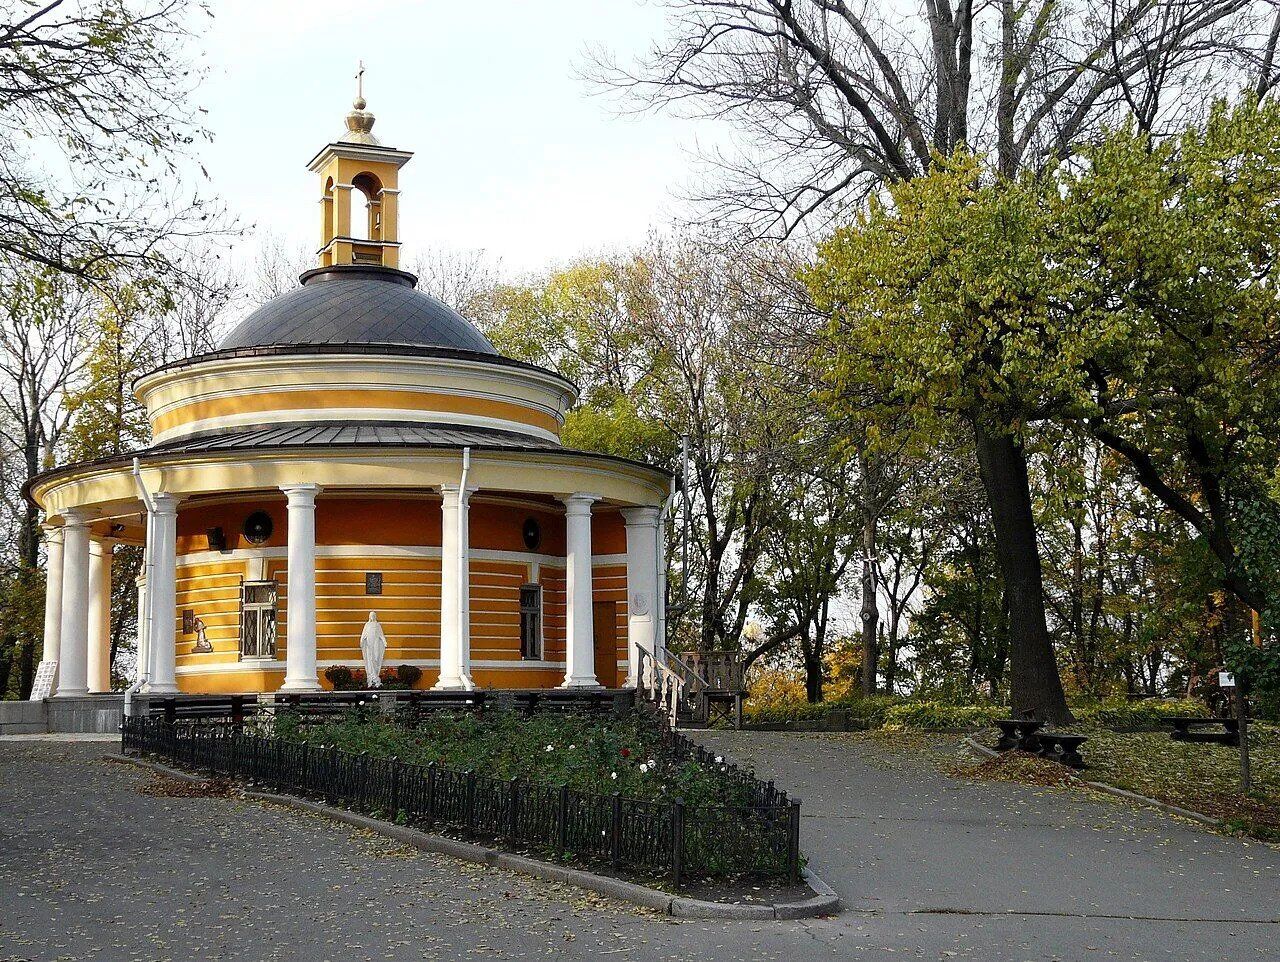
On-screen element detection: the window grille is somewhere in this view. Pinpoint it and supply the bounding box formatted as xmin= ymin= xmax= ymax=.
xmin=519 ymin=584 xmax=542 ymax=660
xmin=240 ymin=580 xmax=278 ymax=659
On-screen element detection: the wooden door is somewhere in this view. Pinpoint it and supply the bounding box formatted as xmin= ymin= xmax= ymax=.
xmin=593 ymin=601 xmax=619 ymax=688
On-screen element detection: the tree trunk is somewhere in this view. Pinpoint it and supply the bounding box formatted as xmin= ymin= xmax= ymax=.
xmin=971 ymin=419 xmax=1072 ymax=723
xmin=803 ymin=650 xmax=823 ymax=703
xmin=0 ymin=645 xmax=13 ymax=699
xmin=860 ymin=513 xmax=879 ymax=695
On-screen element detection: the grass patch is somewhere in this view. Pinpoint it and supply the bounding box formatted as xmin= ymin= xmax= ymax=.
xmin=968 ymin=723 xmax=1280 ymax=841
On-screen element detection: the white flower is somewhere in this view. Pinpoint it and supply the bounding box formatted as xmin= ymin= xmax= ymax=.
xmin=610 ymin=771 xmax=618 ymax=780
xmin=715 ymin=756 xmax=723 ymax=764
xmin=568 ymin=744 xmax=576 ymax=750
xmin=545 ymin=744 xmax=554 ymax=752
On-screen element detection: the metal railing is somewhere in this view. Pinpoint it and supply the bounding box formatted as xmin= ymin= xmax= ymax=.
xmin=121 ymin=716 xmax=800 ymax=889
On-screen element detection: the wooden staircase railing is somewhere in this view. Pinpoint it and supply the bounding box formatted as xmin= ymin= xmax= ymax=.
xmin=636 ymin=646 xmax=746 ymax=728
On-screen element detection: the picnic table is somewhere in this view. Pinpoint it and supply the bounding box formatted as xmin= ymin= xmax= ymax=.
xmin=1168 ymin=716 xmax=1240 ymax=747
xmin=994 ymin=717 xmax=1088 ymax=768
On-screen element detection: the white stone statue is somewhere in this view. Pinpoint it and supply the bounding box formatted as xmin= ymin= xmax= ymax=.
xmin=360 ymin=611 xmax=387 ymax=688
xmin=192 ymin=618 xmax=212 ymax=653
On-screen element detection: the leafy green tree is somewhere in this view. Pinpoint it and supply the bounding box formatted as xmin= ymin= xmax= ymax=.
xmin=807 ymin=154 xmax=1079 ymax=721
xmin=809 ymin=97 xmax=1280 ymax=721
xmin=0 ymin=0 xmax=225 ymax=283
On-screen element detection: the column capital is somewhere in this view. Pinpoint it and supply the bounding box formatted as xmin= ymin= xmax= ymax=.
xmin=40 ymin=522 xmax=64 ymax=541
xmin=439 ymin=482 xmax=478 ymax=503
xmin=558 ymin=493 xmax=601 ymax=515
xmin=281 ymin=483 xmax=323 ymax=506
xmin=150 ymin=493 xmax=181 ymax=515
xmin=61 ymin=507 xmax=93 ymax=528
xmin=620 ymin=505 xmax=662 ymax=527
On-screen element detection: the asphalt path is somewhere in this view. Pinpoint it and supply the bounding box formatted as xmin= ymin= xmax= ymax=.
xmin=0 ymin=734 xmax=1276 ymax=961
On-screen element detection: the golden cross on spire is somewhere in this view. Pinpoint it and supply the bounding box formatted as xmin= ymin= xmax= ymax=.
xmin=355 ymin=60 xmax=365 ymax=103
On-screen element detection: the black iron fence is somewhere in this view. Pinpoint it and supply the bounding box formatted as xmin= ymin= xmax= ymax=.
xmin=122 ymin=716 xmax=799 ymax=889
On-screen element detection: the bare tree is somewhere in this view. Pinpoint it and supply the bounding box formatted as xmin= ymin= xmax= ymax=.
xmin=407 ymin=247 xmax=505 ymax=318
xmin=598 ymin=1 xmax=1267 ymax=236
xmin=250 ymin=232 xmax=312 ymax=305
xmin=0 ymin=265 xmax=92 ymax=693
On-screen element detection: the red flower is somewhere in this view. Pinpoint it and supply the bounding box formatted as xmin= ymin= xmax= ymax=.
xmin=620 ymin=748 xmax=631 ymax=757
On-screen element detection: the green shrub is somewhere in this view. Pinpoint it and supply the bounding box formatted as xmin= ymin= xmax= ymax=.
xmin=396 ymin=664 xmax=423 ymax=687
xmin=744 ymin=693 xmax=903 ymax=726
xmin=1073 ymin=697 xmax=1209 ymax=730
xmin=882 ymin=700 xmax=1001 ymax=731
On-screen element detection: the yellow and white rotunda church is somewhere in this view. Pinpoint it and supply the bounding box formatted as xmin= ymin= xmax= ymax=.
xmin=28 ymin=95 xmax=671 ymax=697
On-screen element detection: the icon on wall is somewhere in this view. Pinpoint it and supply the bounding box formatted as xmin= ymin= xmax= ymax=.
xmin=365 ymin=572 xmax=383 ymax=595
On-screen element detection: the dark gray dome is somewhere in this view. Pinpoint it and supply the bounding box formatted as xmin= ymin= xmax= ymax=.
xmin=219 ymin=264 xmax=497 ymax=354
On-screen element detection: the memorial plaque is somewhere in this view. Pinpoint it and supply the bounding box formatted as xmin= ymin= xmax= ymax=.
xmin=365 ymin=572 xmax=383 ymax=596
xmin=29 ymin=661 xmax=56 ymax=701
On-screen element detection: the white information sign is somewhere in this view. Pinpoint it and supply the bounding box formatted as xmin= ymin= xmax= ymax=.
xmin=1219 ymin=671 xmax=1236 ymax=688
xmin=29 ymin=660 xmax=57 ymax=701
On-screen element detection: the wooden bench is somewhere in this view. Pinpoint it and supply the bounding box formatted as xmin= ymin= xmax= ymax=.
xmin=1168 ymin=716 xmax=1239 ymax=747
xmin=151 ymin=695 xmax=255 ymax=725
xmin=1036 ymin=733 xmax=1088 ymax=769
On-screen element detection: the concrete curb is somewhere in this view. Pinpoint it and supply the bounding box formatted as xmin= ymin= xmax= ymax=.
xmin=961 ymin=736 xmax=1224 ymax=829
xmin=109 ymin=752 xmax=841 ymax=921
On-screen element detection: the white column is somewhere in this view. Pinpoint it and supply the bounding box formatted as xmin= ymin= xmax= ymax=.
xmin=656 ymin=500 xmax=670 ymax=663
xmin=147 ymin=494 xmax=180 ymax=694
xmin=280 ymin=484 xmax=322 ymax=691
xmin=87 ymin=539 xmax=114 ymax=693
xmin=621 ymin=506 xmax=662 ymax=687
xmin=136 ymin=508 xmax=156 ymax=689
xmin=434 ymin=484 xmax=475 ymax=690
xmin=40 ymin=524 xmax=64 ymax=670
xmin=54 ymin=509 xmax=92 ymax=697
xmin=560 ymin=494 xmax=600 ymax=688
xmin=134 ymin=572 xmax=149 ymax=690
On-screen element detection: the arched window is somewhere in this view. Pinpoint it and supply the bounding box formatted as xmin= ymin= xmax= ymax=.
xmin=350 ymin=171 xmax=383 ymax=241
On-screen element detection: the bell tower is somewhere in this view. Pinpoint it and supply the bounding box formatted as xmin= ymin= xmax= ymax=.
xmin=307 ymin=65 xmax=414 ymax=270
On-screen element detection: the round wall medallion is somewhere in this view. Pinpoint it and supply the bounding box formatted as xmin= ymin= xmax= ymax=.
xmin=243 ymin=511 xmax=274 ymax=545
xmin=522 ymin=517 xmax=542 ymax=551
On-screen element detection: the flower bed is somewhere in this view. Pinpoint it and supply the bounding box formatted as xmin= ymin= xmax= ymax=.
xmin=274 ymin=708 xmax=754 ymax=807
xmin=121 ymin=709 xmax=800 ymax=889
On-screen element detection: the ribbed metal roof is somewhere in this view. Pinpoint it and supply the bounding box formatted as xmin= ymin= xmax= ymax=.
xmin=153 ymin=421 xmax=561 ymax=453
xmin=219 ymin=265 xmax=497 ymax=354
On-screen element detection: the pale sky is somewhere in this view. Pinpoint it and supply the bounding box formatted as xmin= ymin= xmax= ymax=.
xmin=197 ymin=0 xmax=710 ymax=279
